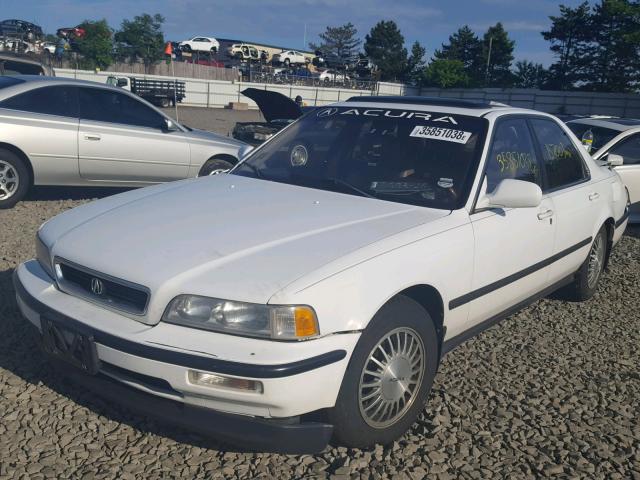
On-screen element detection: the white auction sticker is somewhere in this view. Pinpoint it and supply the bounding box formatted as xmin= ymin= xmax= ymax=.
xmin=410 ymin=125 xmax=472 ymax=144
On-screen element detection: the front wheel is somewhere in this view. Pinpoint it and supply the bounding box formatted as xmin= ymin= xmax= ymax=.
xmin=328 ymin=295 xmax=439 ymax=448
xmin=198 ymin=158 xmax=235 ymax=176
xmin=0 ymin=149 xmax=29 ymax=209
xmin=160 ymin=97 xmax=170 ymax=108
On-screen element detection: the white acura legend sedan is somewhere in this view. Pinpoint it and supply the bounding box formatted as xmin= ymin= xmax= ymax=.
xmin=14 ymin=97 xmax=629 ymax=453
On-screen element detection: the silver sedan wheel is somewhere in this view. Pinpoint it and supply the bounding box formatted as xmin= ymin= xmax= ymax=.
xmin=587 ymin=233 xmax=605 ymax=289
xmin=358 ymin=327 xmax=425 ymax=429
xmin=0 ymin=160 xmax=19 ymax=200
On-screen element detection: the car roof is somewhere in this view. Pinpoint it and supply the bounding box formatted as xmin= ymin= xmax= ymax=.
xmin=5 ymin=75 xmax=120 ymax=89
xmin=566 ymin=117 xmax=640 ymax=131
xmin=338 ymin=96 xmax=535 ymax=117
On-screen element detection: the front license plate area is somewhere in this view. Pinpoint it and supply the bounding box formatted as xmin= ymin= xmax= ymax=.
xmin=41 ymin=317 xmax=100 ymax=375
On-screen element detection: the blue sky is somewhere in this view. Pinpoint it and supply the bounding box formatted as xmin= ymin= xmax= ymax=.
xmin=6 ymin=0 xmax=588 ymax=66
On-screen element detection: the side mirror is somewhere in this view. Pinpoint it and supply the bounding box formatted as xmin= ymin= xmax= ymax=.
xmin=607 ymin=153 xmax=624 ymax=166
xmin=477 ymin=178 xmax=542 ymax=210
xmin=116 ymin=78 xmax=127 ymax=88
xmin=239 ymin=144 xmax=254 ymax=159
xmin=163 ymin=118 xmax=178 ymax=132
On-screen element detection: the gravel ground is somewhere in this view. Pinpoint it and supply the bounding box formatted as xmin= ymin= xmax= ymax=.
xmin=1 ymin=108 xmax=639 ymax=479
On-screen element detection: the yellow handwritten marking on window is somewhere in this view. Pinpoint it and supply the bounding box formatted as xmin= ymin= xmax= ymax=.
xmin=544 ymin=143 xmax=573 ymax=161
xmin=496 ymin=151 xmax=538 ymax=176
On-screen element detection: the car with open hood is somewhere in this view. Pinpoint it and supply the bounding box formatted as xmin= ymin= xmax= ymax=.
xmin=232 ymin=87 xmax=306 ymax=145
xmin=14 ymin=96 xmax=628 ymax=453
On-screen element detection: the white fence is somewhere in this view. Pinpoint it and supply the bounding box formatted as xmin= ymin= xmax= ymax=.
xmin=419 ymin=87 xmax=640 ymax=117
xmin=56 ymin=68 xmax=638 ymax=117
xmin=54 ymin=68 xmax=381 ymax=109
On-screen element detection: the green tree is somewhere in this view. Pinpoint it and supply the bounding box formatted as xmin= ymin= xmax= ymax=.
xmin=584 ymin=0 xmax=640 ymax=91
xmin=482 ymin=22 xmax=515 ymax=87
xmin=364 ymin=20 xmax=408 ymax=81
xmin=512 ymin=60 xmax=547 ymax=88
xmin=405 ymin=41 xmax=426 ymax=84
xmin=115 ymin=13 xmax=165 ymax=67
xmin=309 ymin=23 xmax=361 ymax=66
xmin=73 ymin=20 xmax=113 ymax=70
xmin=422 ymin=59 xmax=469 ymax=88
xmin=541 ymin=2 xmax=592 ymax=90
xmin=433 ymin=26 xmax=483 ymax=86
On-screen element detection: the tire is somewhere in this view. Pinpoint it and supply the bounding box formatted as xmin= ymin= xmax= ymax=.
xmin=0 ymin=148 xmax=30 ymax=209
xmin=563 ymin=225 xmax=608 ymax=301
xmin=198 ymin=158 xmax=235 ymax=176
xmin=160 ymin=97 xmax=170 ymax=108
xmin=182 ymin=45 xmax=191 ymax=52
xmin=284 ymin=58 xmax=290 ymax=66
xmin=328 ymin=295 xmax=440 ymax=448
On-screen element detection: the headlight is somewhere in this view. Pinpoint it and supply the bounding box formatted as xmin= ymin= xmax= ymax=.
xmin=35 ymin=232 xmax=53 ymax=277
xmin=162 ymin=295 xmax=319 ymax=340
xmin=254 ymin=132 xmax=273 ymax=141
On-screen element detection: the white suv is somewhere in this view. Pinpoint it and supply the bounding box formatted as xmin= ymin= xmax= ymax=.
xmin=15 ymin=97 xmax=628 ymax=453
xmin=272 ymin=49 xmax=307 ymax=66
xmin=179 ymin=36 xmax=219 ymax=53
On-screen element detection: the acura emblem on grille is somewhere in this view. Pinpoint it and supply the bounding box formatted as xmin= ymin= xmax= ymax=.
xmin=90 ymin=277 xmax=105 ymax=296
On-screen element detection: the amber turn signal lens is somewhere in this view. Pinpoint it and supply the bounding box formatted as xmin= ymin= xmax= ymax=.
xmin=294 ymin=306 xmax=319 ymax=338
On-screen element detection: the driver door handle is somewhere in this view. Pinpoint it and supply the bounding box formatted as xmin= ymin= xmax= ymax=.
xmin=537 ymin=209 xmax=554 ymax=220
xmin=589 ymin=192 xmax=600 ymax=201
xmin=83 ymin=134 xmax=101 ymax=141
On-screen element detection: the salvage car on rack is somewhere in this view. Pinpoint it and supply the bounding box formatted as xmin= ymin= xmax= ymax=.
xmin=0 ymin=76 xmax=250 ymax=208
xmin=14 ymin=97 xmax=628 ymax=453
xmin=566 ymin=116 xmax=639 ymax=223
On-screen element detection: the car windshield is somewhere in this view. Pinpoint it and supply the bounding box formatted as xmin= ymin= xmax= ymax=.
xmin=232 ymin=106 xmax=488 ymax=209
xmin=566 ymin=123 xmax=620 ymax=154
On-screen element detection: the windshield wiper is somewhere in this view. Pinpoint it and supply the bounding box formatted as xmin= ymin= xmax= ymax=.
xmin=325 ymin=177 xmax=377 ymax=199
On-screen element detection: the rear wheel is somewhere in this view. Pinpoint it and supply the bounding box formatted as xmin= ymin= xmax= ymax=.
xmin=329 ymin=295 xmax=439 ymax=448
xmin=198 ymin=158 xmax=235 ymax=176
xmin=160 ymin=97 xmax=170 ymax=108
xmin=0 ymin=149 xmax=29 ymax=209
xmin=563 ymin=225 xmax=607 ymax=301
xmin=284 ymin=58 xmax=290 ymax=66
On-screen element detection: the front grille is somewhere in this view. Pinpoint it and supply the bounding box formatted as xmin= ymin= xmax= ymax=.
xmin=56 ymin=260 xmax=149 ymax=315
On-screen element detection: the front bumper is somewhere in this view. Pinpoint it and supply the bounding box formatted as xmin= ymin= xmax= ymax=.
xmin=14 ymin=260 xmax=360 ymax=452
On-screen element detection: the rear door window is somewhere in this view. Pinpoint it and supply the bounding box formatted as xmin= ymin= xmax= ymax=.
xmin=79 ymin=87 xmax=165 ymax=129
xmin=0 ymin=85 xmax=78 ymax=117
xmin=485 ymin=118 xmax=542 ymax=193
xmin=530 ymin=118 xmax=589 ymax=190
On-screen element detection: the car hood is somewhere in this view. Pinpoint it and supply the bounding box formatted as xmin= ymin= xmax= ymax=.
xmin=180 ymin=127 xmax=246 ymax=147
xmin=241 ymin=87 xmax=302 ymax=122
xmin=43 ymin=175 xmax=448 ymax=324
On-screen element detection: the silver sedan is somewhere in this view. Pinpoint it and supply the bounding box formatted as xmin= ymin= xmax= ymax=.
xmin=0 ymin=76 xmax=250 ymax=208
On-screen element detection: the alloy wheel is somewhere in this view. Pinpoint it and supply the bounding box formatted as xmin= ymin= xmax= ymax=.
xmin=0 ymin=160 xmax=19 ymax=200
xmin=358 ymin=327 xmax=425 ymax=429
xmin=587 ymin=233 xmax=605 ymax=289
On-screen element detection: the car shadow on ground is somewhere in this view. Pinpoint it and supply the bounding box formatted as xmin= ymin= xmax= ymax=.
xmin=625 ymin=225 xmax=640 ymax=239
xmin=0 ymin=268 xmax=264 ymax=455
